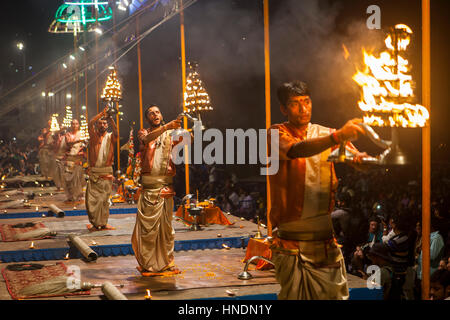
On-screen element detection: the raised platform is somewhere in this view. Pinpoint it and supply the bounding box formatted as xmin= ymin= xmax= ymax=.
xmin=0 ymin=182 xmax=381 ymax=300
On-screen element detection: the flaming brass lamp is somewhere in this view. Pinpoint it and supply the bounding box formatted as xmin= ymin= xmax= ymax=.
xmin=328 ymin=24 xmax=429 ymax=166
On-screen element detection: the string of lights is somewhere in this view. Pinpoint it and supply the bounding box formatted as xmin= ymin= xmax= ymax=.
xmin=0 ymin=0 xmax=198 ymax=121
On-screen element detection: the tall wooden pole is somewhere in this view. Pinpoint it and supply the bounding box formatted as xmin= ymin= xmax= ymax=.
xmin=421 ymin=0 xmax=431 ymax=300
xmin=113 ymin=5 xmax=121 ymax=171
xmin=263 ymin=0 xmax=272 ymax=236
xmin=137 ymin=16 xmax=144 ymax=130
xmin=95 ymin=8 xmax=99 ymax=114
xmin=84 ymin=50 xmax=89 ymax=122
xmin=180 ymin=1 xmax=190 ymax=196
xmin=74 ymin=33 xmax=79 ymax=118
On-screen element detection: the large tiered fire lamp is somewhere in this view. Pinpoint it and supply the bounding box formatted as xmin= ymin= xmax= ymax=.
xmin=101 ymin=66 xmax=122 ymax=116
xmin=328 ymin=24 xmax=430 ymax=165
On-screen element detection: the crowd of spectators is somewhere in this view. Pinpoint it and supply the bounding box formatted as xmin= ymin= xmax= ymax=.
xmin=331 ymin=164 xmax=450 ymax=300
xmin=0 ymin=140 xmax=40 ymax=178
xmin=175 ymin=162 xmax=450 ymax=300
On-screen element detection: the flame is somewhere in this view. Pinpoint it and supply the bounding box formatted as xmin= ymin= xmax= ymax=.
xmin=62 ymin=106 xmax=73 ymax=128
xmin=352 ymin=24 xmax=429 ymax=127
xmin=342 ymin=44 xmax=350 ymax=60
xmin=50 ymin=114 xmax=60 ymax=132
xmin=80 ymin=115 xmax=89 ymax=141
xmin=101 ymin=67 xmax=122 ymax=102
xmin=184 ymin=63 xmax=213 ymax=113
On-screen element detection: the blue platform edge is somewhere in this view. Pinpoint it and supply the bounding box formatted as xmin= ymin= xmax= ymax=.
xmin=0 ymin=236 xmax=250 ymax=263
xmin=197 ymin=287 xmax=383 ymax=301
xmin=0 ymin=207 xmax=137 ymax=219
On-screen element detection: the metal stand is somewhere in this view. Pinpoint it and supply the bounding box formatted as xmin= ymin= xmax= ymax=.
xmin=237 ymin=256 xmax=275 ymax=280
xmin=188 ymin=207 xmax=203 ymax=231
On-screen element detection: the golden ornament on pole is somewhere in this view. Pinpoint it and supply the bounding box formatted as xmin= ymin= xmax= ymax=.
xmin=101 ymin=66 xmax=122 ymax=169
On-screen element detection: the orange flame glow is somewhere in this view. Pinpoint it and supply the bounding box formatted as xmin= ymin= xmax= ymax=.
xmin=352 ymin=24 xmax=429 ymax=127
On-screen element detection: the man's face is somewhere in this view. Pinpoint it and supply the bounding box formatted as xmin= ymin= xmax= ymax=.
xmin=146 ymin=106 xmax=163 ymax=127
xmin=71 ymin=120 xmax=80 ymax=131
xmin=369 ymin=221 xmax=378 ymax=233
xmin=97 ymin=119 xmax=108 ymax=133
xmin=430 ymin=282 xmax=445 ymax=300
xmin=280 ymin=95 xmax=312 ymax=127
xmin=355 ymin=246 xmax=363 ymax=258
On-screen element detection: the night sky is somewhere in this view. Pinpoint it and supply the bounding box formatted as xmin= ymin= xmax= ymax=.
xmin=0 ymin=0 xmax=448 ymax=176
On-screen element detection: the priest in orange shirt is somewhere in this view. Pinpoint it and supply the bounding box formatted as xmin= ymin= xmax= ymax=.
xmin=85 ymin=107 xmax=118 ymax=230
xmin=268 ymin=80 xmax=367 ymax=300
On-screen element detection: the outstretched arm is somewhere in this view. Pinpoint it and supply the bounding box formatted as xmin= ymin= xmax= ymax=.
xmin=89 ymin=106 xmax=108 ymax=131
xmin=287 ymin=119 xmax=365 ymax=158
xmin=139 ymin=119 xmax=181 ymax=145
xmin=107 ymin=115 xmax=118 ymax=138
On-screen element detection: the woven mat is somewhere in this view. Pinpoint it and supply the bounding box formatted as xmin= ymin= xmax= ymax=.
xmin=0 ymin=222 xmax=53 ymax=242
xmin=1 ymin=262 xmax=90 ymax=300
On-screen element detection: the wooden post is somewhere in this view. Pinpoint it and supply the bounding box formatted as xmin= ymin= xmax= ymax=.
xmin=116 ymin=105 xmax=121 ymax=170
xmin=180 ymin=1 xmax=190 ymax=196
xmin=96 ymin=33 xmax=99 ymax=114
xmin=113 ymin=5 xmax=121 ymax=171
xmin=137 ymin=16 xmax=144 ymax=130
xmin=263 ymin=0 xmax=272 ymax=236
xmin=421 ymin=0 xmax=431 ymax=300
xmin=74 ymin=33 xmax=79 ymax=118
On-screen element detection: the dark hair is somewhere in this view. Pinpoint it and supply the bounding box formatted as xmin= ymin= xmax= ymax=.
xmin=430 ymin=269 xmax=450 ymax=287
xmin=391 ymin=212 xmax=411 ymax=232
xmin=277 ymin=81 xmax=311 ymax=106
xmin=144 ymin=104 xmax=160 ymax=119
xmin=369 ymin=215 xmax=381 ymax=224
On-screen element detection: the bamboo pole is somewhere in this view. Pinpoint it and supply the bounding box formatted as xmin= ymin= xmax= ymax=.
xmin=113 ymin=5 xmax=121 ymax=171
xmin=83 ymin=25 xmax=89 ymax=122
xmin=421 ymin=0 xmax=431 ymax=301
xmin=180 ymin=1 xmax=190 ymax=196
xmin=74 ymin=33 xmax=79 ymax=119
xmin=137 ymin=16 xmax=144 ymax=130
xmin=116 ymin=107 xmax=121 ymax=170
xmin=95 ymin=8 xmax=99 ymax=114
xmin=263 ymin=0 xmax=272 ymax=236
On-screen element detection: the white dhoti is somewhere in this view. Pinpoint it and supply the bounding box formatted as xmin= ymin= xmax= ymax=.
xmin=131 ymin=175 xmax=175 ymax=273
xmin=38 ymin=148 xmax=52 ymax=177
xmin=273 ymin=248 xmax=349 ymax=300
xmin=64 ymin=159 xmax=85 ymax=201
xmin=86 ymin=166 xmax=113 ymax=228
xmin=53 ymin=159 xmax=65 ymax=189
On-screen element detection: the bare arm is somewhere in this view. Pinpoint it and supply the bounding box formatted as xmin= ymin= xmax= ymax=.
xmin=287 ymin=119 xmax=365 ymax=159
xmin=89 ymin=107 xmax=108 ymax=131
xmin=287 ymin=135 xmax=337 ymax=158
xmin=140 ymin=119 xmax=181 ymax=145
xmin=107 ymin=115 xmax=118 ymax=138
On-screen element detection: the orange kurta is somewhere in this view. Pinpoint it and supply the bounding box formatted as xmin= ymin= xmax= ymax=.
xmin=267 ymin=122 xmax=348 ymax=300
xmin=268 ymin=122 xmax=337 ymax=230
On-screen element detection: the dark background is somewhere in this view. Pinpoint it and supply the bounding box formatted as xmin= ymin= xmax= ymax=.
xmin=0 ymin=0 xmax=448 ymax=178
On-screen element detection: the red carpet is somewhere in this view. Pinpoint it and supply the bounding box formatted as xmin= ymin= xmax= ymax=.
xmin=0 ymin=222 xmax=53 ymax=242
xmin=2 ymin=262 xmax=90 ymax=300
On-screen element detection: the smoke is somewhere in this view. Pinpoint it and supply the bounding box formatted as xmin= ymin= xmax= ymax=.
xmin=269 ymin=0 xmax=385 ymax=126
